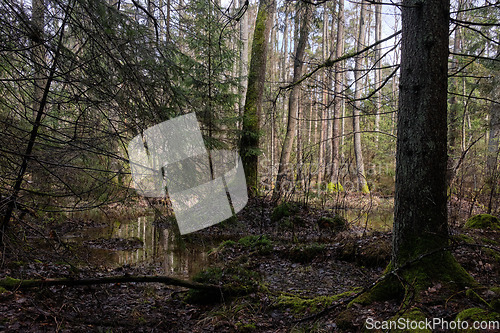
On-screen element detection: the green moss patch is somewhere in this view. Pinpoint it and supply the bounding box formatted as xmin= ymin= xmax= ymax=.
xmin=350 ymin=265 xmax=404 ymax=306
xmin=0 ymin=276 xmax=21 ymax=290
xmin=185 ymin=265 xmax=261 ymax=304
xmin=464 ymin=214 xmax=500 ymax=230
xmin=275 ymin=288 xmax=361 ymax=316
xmin=351 ymin=252 xmax=475 ymax=306
xmin=317 ymin=215 xmax=348 ymax=231
xmin=454 ymin=308 xmax=500 ymax=332
xmin=451 ymin=234 xmax=475 ymax=244
xmin=238 ymin=235 xmax=273 ymax=254
xmin=271 ymin=202 xmax=299 ymax=223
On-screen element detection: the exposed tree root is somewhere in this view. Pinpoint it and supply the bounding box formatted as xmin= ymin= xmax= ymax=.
xmin=0 ymin=275 xmax=222 ymax=292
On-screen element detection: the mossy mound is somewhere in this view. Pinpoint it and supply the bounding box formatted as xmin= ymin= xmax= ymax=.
xmin=185 ymin=265 xmax=261 ymax=304
xmin=489 ymin=287 xmax=500 ymax=312
xmin=238 ymin=235 xmax=273 ymax=254
xmin=212 ymin=236 xmax=273 ymax=256
xmin=317 ymin=215 xmax=348 ymax=232
xmin=338 ymin=237 xmax=391 ymax=267
xmin=275 ymin=288 xmax=360 ymax=316
xmin=335 ymin=309 xmax=357 ymax=331
xmin=279 ymin=216 xmax=305 ymax=230
xmin=464 ymin=214 xmax=500 ymax=230
xmin=454 ymin=308 xmax=500 ymax=332
xmin=351 ymin=251 xmax=476 ymax=306
xmin=270 ymin=202 xmax=299 ymax=223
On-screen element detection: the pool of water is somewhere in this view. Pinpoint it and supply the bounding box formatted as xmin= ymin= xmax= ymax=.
xmin=66 ymin=207 xmax=393 ymax=279
xmin=64 ymin=214 xmax=211 ymax=279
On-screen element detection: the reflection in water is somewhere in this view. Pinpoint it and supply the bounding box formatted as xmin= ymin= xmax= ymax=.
xmin=80 ymin=209 xmax=391 ymax=278
xmin=344 ymin=209 xmax=393 ymax=231
xmin=86 ymin=215 xmax=210 ymax=279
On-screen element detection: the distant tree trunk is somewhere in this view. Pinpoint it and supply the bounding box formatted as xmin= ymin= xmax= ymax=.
xmin=166 ymin=0 xmax=171 ymax=40
xmin=240 ymin=0 xmax=276 ymax=196
xmin=32 ymin=0 xmax=46 ymax=120
xmin=352 ymin=1 xmax=369 ymax=193
xmin=317 ymin=3 xmax=329 ymax=191
xmin=238 ymin=0 xmax=249 ymax=125
xmin=487 ymin=75 xmax=500 ymax=214
xmin=331 ymin=0 xmax=344 ymax=186
xmin=374 ymin=1 xmax=382 ymax=145
xmin=274 ymin=2 xmax=312 ymax=199
xmin=447 ymin=0 xmax=463 ymax=186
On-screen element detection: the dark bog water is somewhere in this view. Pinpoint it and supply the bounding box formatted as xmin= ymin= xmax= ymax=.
xmin=66 ymin=208 xmax=393 ymax=278
xmin=345 ymin=209 xmax=393 ymax=232
xmin=65 ymin=214 xmax=211 ymax=279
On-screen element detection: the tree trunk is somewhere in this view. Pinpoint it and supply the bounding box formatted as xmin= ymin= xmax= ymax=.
xmin=317 ymin=3 xmax=329 ymax=191
xmin=447 ymin=0 xmax=463 ymax=186
xmin=487 ymin=75 xmax=500 ymax=213
xmin=393 ymin=0 xmax=458 ymax=270
xmin=239 ymin=0 xmax=249 ymax=127
xmin=331 ymin=0 xmax=344 ymax=186
xmin=374 ymin=1 xmax=382 ymax=146
xmin=352 ymin=1 xmax=369 ymax=193
xmin=353 ymin=0 xmax=474 ymax=306
xmin=274 ymin=2 xmax=312 ymax=199
xmin=240 ymin=0 xmax=276 ymax=196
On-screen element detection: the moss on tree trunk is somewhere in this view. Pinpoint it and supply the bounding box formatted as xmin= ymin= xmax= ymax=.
xmin=239 ymin=0 xmax=276 ymax=196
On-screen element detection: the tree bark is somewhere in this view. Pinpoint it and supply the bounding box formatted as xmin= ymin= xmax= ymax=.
xmin=317 ymin=3 xmax=329 ymax=191
xmin=353 ymin=1 xmax=369 ymax=193
xmin=274 ymin=2 xmax=312 ymax=199
xmin=240 ymin=0 xmax=276 ymax=196
xmin=393 ymin=0 xmax=451 ymax=266
xmin=331 ymin=0 xmax=344 ymax=186
xmin=374 ymin=1 xmax=382 ymax=146
xmin=447 ymin=0 xmax=463 ymax=186
xmin=487 ymin=75 xmax=500 ymax=213
xmin=239 ymin=0 xmax=249 ymax=125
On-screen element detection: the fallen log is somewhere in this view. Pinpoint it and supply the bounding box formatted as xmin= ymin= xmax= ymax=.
xmin=0 ymin=275 xmax=222 ymax=291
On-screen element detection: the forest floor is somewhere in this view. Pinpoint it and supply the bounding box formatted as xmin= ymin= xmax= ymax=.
xmin=0 ymin=196 xmax=499 ymax=332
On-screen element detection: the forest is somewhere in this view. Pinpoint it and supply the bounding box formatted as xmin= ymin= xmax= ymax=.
xmin=0 ymin=0 xmax=499 ymax=331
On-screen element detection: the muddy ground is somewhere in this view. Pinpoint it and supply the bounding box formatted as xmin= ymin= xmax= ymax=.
xmin=0 ymin=197 xmax=499 ymax=332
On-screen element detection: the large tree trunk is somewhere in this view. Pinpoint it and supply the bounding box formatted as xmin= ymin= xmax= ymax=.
xmin=353 ymin=0 xmax=473 ymax=306
xmin=274 ymin=2 xmax=312 ymax=199
xmin=389 ymin=2 xmax=477 ymax=297
xmin=393 ymin=0 xmax=451 ymax=266
xmin=239 ymin=0 xmax=276 ymax=196
xmin=352 ymin=1 xmax=369 ymax=193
